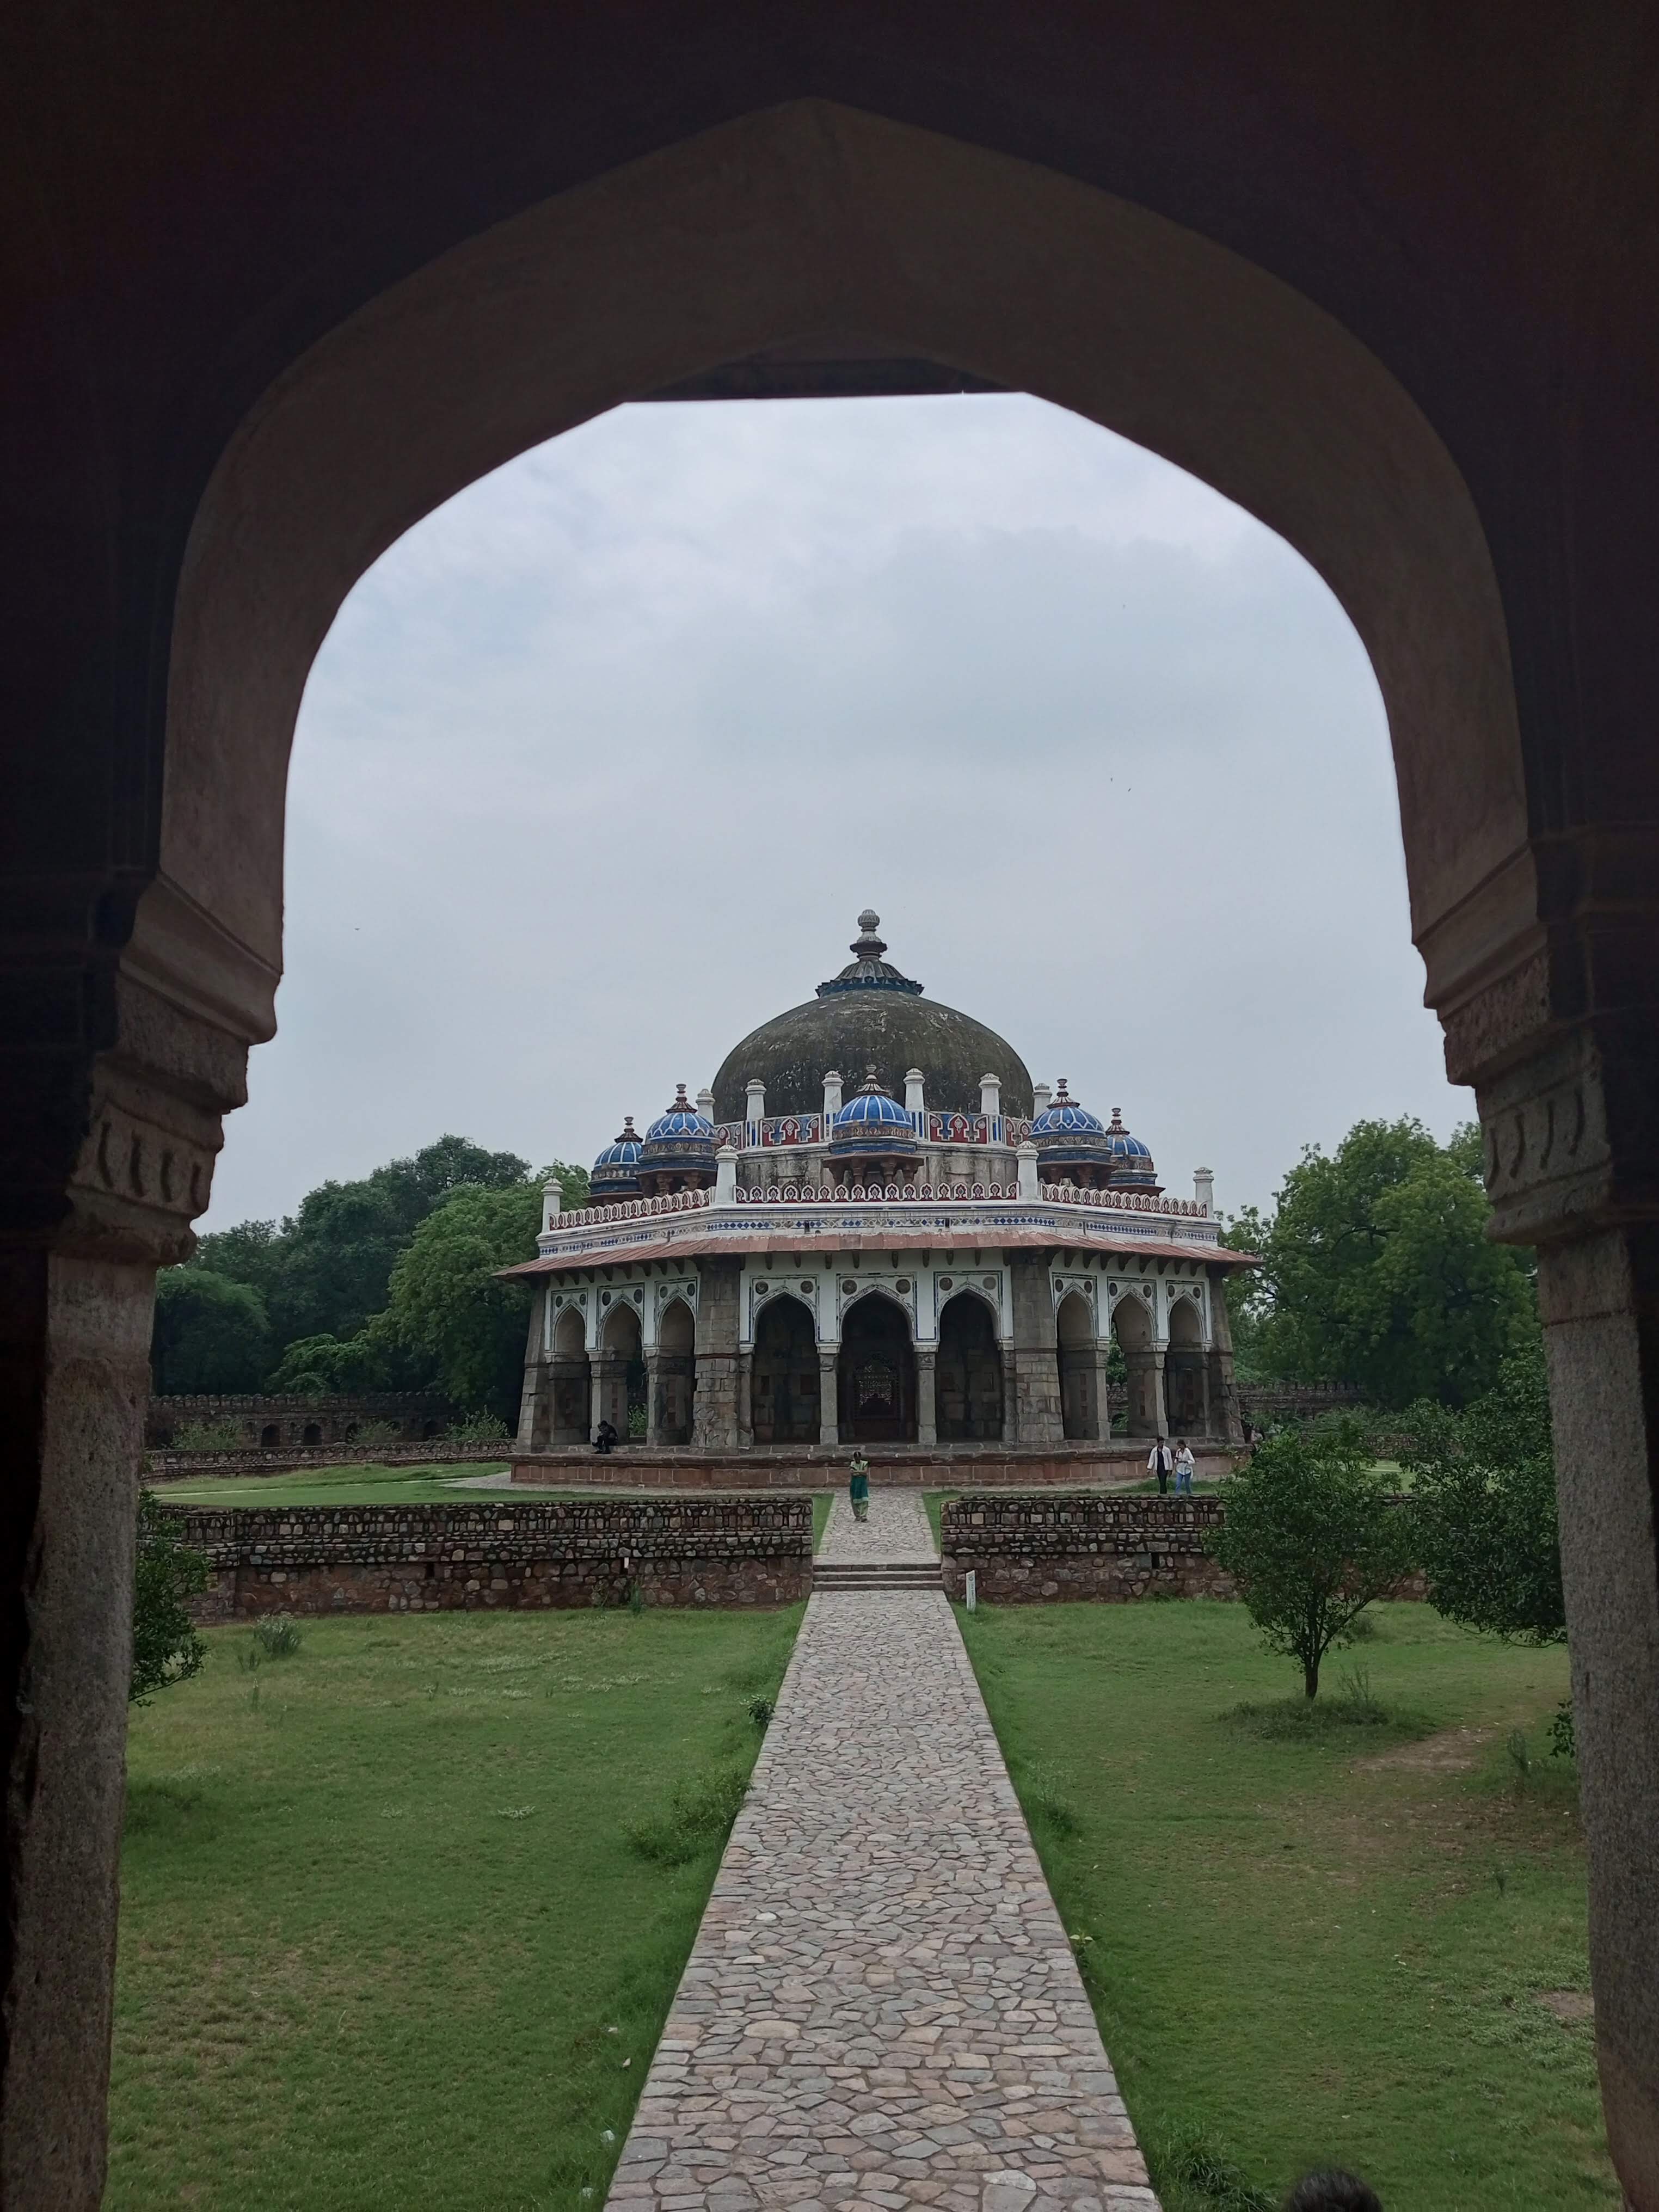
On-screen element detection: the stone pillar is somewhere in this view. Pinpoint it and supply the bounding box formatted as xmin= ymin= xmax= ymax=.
xmin=690 ymin=1258 xmax=741 ymax=1449
xmin=515 ymin=1294 xmax=550 ymax=1449
xmin=590 ymin=1351 xmax=626 ymax=1439
xmin=644 ymin=1350 xmax=665 ymax=1445
xmin=1121 ymin=1347 xmax=1164 ymax=1437
xmin=0 ymin=913 xmax=254 ymax=2205
xmin=916 ymin=1348 xmax=937 ymax=1447
xmin=736 ymin=1350 xmax=754 ymax=1446
xmin=818 ymin=1351 xmax=840 ymax=1446
xmin=1091 ymin=1346 xmax=1114 ymax=1440
xmin=1007 ymin=1254 xmax=1063 ymax=1446
xmin=1204 ymin=1268 xmax=1244 ymax=1443
xmin=1017 ymin=1140 xmax=1040 ymax=1201
xmin=1458 ymin=1016 xmax=1659 ymax=2203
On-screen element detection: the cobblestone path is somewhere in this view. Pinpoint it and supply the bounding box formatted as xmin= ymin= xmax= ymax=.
xmin=818 ymin=1486 xmax=938 ymax=1562
xmin=609 ymin=1493 xmax=1158 ymax=2212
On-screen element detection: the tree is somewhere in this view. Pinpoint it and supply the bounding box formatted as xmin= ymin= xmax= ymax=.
xmin=131 ymin=1492 xmax=208 ymax=1704
xmin=1208 ymin=1423 xmax=1417 ymax=1697
xmin=1406 ymin=1338 xmax=1563 ymax=1644
xmin=383 ymin=1179 xmax=551 ymax=1417
xmin=150 ymin=1268 xmax=271 ymax=1393
xmin=1246 ymin=1119 xmax=1535 ymax=1408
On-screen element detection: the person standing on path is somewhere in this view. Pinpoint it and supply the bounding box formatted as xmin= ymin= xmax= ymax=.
xmin=1173 ymin=1439 xmax=1196 ymax=1495
xmin=848 ymin=1453 xmax=870 ymax=1522
xmin=1147 ymin=1437 xmax=1174 ymax=1494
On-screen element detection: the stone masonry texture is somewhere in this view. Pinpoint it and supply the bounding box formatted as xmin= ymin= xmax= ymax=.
xmin=165 ymin=1497 xmax=812 ymax=1619
xmin=941 ymin=1493 xmax=1233 ymax=1604
xmin=609 ymin=1489 xmax=1158 ymax=2212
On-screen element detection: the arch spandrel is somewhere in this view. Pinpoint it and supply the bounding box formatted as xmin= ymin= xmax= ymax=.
xmin=156 ymin=99 xmax=1526 ymax=1048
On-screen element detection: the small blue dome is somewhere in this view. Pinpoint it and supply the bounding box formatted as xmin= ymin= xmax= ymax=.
xmin=1030 ymin=1079 xmax=1106 ymax=1140
xmin=1102 ymin=1105 xmax=1152 ymax=1159
xmin=831 ymin=1068 xmax=922 ymax=1154
xmin=592 ymin=1118 xmax=643 ymax=1172
xmin=644 ymin=1086 xmax=716 ymax=1145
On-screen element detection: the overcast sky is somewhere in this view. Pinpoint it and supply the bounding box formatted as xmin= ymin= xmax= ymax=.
xmin=205 ymin=393 xmax=1469 ymax=1234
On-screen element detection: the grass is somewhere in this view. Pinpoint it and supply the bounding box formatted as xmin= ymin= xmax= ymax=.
xmin=109 ymin=1603 xmax=801 ymax=2211
xmin=145 ymin=1460 xmax=514 ymax=1509
xmin=958 ymin=1600 xmax=1613 ymax=2212
xmin=922 ymin=1489 xmax=957 ymax=1550
xmin=812 ymin=1493 xmax=834 ymax=1550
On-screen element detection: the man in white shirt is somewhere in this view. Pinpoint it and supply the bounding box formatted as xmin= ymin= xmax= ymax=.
xmin=1147 ymin=1437 xmax=1174 ymax=1494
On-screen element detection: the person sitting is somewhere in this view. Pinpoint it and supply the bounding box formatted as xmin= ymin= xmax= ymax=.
xmin=593 ymin=1418 xmax=619 ymax=1455
xmin=1282 ymin=2172 xmax=1382 ymax=2211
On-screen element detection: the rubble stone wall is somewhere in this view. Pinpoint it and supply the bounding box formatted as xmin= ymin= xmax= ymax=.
xmin=940 ymin=1491 xmax=1427 ymax=1605
xmin=164 ymin=1496 xmax=812 ymax=1619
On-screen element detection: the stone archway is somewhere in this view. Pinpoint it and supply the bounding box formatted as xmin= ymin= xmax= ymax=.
xmin=1110 ymin=1293 xmax=1162 ymax=1438
xmin=751 ymin=1295 xmax=819 ymax=1445
xmin=1165 ymin=1297 xmax=1207 ymax=1439
xmin=651 ymin=1298 xmax=696 ymax=1446
xmin=550 ymin=1306 xmax=592 ymax=1446
xmin=597 ymin=1301 xmax=644 ymax=1440
xmin=936 ymin=1291 xmax=1004 ymax=1442
xmin=9 ymin=45 xmax=1659 ymax=2205
xmin=838 ymin=1295 xmax=917 ymax=1445
xmin=1055 ymin=1291 xmax=1100 ymax=1442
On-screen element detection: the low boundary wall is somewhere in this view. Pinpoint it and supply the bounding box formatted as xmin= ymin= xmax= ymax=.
xmin=939 ymin=1491 xmax=1425 ymax=1604
xmin=148 ymin=1441 xmax=512 ymax=1482
xmin=163 ymin=1497 xmax=812 ymax=1618
xmin=511 ymin=1440 xmax=1239 ymax=1491
xmin=942 ymin=1492 xmax=1235 ymax=1602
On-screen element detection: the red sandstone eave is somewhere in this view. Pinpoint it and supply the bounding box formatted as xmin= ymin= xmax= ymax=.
xmin=497 ymin=1232 xmax=1261 ymax=1279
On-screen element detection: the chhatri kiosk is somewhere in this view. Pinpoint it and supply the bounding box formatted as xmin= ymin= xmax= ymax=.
xmin=507 ymin=914 xmax=1252 ymax=1476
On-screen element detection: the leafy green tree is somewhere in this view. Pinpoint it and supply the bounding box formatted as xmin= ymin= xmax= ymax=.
xmin=1246 ymin=1119 xmax=1535 ymax=1408
xmin=150 ymin=1268 xmax=272 ymax=1393
xmin=1406 ymin=1338 xmax=1563 ymax=1644
xmin=1219 ymin=1203 xmax=1271 ymax=1379
xmin=1208 ymin=1422 xmax=1418 ymax=1697
xmin=383 ymin=1181 xmax=545 ymax=1417
xmin=131 ymin=1491 xmax=207 ymax=1703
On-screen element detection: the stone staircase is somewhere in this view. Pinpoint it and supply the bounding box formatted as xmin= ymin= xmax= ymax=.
xmin=812 ymin=1557 xmax=943 ymax=1594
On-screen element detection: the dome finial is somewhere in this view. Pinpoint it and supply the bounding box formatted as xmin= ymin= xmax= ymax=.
xmin=851 ymin=910 xmax=886 ymax=960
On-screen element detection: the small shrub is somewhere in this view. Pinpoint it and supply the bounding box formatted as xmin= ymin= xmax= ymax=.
xmin=1226 ymin=1673 xmax=1405 ymax=1744
xmin=1507 ymin=1727 xmax=1532 ymax=1783
xmin=626 ymin=1403 xmax=648 ymax=1439
xmin=131 ymin=1491 xmax=208 ymax=1704
xmin=747 ymin=1696 xmax=776 ymax=1729
xmin=625 ymin=1768 xmax=749 ymax=1866
xmin=1019 ymin=1760 xmax=1081 ymax=1839
xmin=252 ymin=1613 xmax=304 ymax=1659
xmin=1549 ymin=1698 xmax=1576 ymax=1761
xmin=626 ymin=1583 xmax=645 ymax=1617
xmin=446 ymin=1411 xmax=509 ymax=1443
xmin=348 ymin=1417 xmax=401 ymax=1447
xmin=171 ymin=1418 xmax=245 ymax=1453
xmin=1334 ymin=1662 xmax=1385 ymax=1720
xmin=1150 ymin=2118 xmax=1276 ymax=2211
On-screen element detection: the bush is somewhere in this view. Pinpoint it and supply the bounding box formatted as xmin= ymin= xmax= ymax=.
xmin=447 ymin=1411 xmax=509 ymax=1443
xmin=1550 ymin=1698 xmax=1577 ymax=1761
xmin=170 ymin=1418 xmax=244 ymax=1453
xmin=624 ymin=1768 xmax=748 ymax=1866
xmin=1150 ymin=2119 xmax=1275 ymax=2212
xmin=131 ymin=1493 xmax=208 ymax=1704
xmin=347 ymin=1417 xmax=401 ymax=1447
xmin=252 ymin=1613 xmax=304 ymax=1658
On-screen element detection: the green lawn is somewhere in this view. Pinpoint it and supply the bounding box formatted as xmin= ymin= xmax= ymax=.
xmin=813 ymin=1493 xmax=834 ymax=1550
xmin=959 ymin=1601 xmax=1612 ymax=2212
xmin=110 ymin=1605 xmax=801 ymax=2211
xmin=145 ymin=1460 xmax=514 ymax=1509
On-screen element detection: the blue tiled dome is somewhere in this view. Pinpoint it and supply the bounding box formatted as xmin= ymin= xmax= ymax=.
xmin=638 ymin=1085 xmax=719 ymax=1183
xmin=1030 ymin=1079 xmax=1106 ymax=1140
xmin=644 ymin=1087 xmax=716 ymax=1146
xmin=589 ymin=1117 xmax=644 ymax=1199
xmin=1102 ymin=1106 xmax=1153 ymax=1161
xmin=831 ymin=1068 xmax=923 ymax=1156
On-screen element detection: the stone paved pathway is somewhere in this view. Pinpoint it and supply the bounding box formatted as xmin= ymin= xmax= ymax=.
xmin=818 ymin=1487 xmax=939 ymax=1563
xmin=609 ymin=1490 xmax=1158 ymax=2212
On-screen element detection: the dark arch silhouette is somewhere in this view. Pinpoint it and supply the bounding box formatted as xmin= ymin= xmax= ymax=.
xmin=838 ymin=1293 xmax=917 ymax=1445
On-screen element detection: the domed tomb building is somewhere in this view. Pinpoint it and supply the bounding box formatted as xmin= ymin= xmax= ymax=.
xmin=505 ymin=914 xmax=1255 ymax=1465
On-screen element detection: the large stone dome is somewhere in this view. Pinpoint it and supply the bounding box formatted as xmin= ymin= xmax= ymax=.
xmin=711 ymin=913 xmax=1034 ymax=1123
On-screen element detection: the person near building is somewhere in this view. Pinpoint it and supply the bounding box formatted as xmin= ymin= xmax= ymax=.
xmin=593 ymin=1418 xmax=618 ymax=1455
xmin=1173 ymin=1439 xmax=1196 ymax=1495
xmin=848 ymin=1453 xmax=871 ymax=1523
xmin=1147 ymin=1437 xmax=1175 ymax=1494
